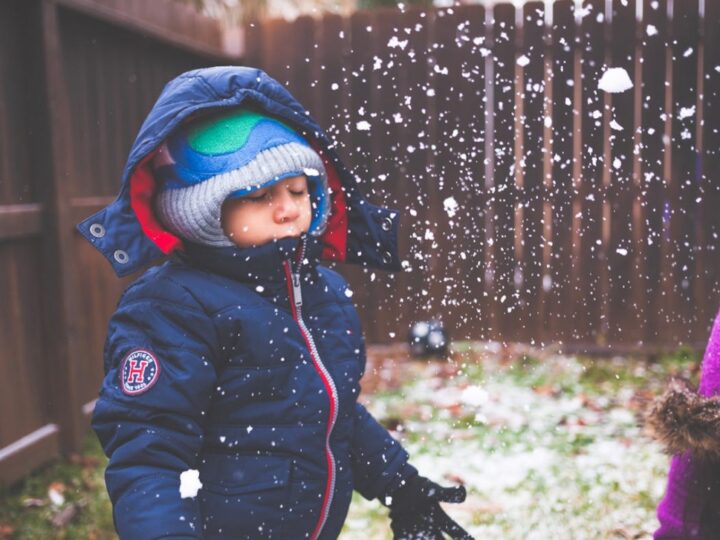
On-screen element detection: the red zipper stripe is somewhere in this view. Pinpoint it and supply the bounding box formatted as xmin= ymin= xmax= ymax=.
xmin=283 ymin=260 xmax=338 ymax=540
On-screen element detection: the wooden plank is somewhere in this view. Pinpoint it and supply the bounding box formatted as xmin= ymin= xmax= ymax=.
xmin=639 ymin=0 xmax=668 ymax=344
xmin=664 ymin=0 xmax=700 ymax=344
xmin=38 ymin=1 xmax=86 ymax=453
xmin=346 ymin=9 xmax=381 ymax=341
xmin=398 ymin=7 xmax=439 ymax=336
xmin=431 ymin=4 xmax=487 ymax=340
xmin=0 ymin=424 xmax=60 ymax=486
xmin=313 ymin=13 xmax=376 ymax=331
xmin=548 ymin=0 xmax=576 ymax=343
xmin=701 ymin=0 xmax=720 ymax=325
xmin=607 ymin=0 xmax=641 ymax=344
xmin=0 ymin=243 xmax=51 ymax=450
xmin=260 ymin=16 xmax=316 ymax=116
xmin=53 ymin=0 xmax=239 ymax=61
xmin=490 ymin=2 xmax=518 ymax=341
xmin=0 ymin=0 xmax=36 ymax=205
xmin=311 ymin=13 xmax=348 ymax=135
xmin=288 ymin=15 xmax=317 ymax=116
xmin=577 ymin=0 xmax=605 ymax=344
xmin=243 ymin=19 xmax=263 ymax=67
xmin=366 ymin=7 xmax=422 ymax=344
xmin=0 ymin=204 xmax=43 ymax=240
xmin=518 ymin=1 xmax=546 ymax=343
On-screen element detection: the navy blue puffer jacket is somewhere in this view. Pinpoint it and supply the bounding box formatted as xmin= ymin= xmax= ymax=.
xmin=77 ymin=67 xmax=417 ymax=539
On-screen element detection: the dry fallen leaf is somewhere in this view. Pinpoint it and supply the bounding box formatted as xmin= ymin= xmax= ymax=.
xmin=22 ymin=497 xmax=45 ymax=508
xmin=51 ymin=503 xmax=78 ymax=528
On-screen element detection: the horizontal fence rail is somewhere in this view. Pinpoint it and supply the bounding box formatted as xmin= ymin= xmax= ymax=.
xmin=247 ymin=0 xmax=720 ymax=350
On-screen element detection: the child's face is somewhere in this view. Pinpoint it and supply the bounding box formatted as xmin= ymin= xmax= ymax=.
xmin=221 ymin=175 xmax=312 ymax=247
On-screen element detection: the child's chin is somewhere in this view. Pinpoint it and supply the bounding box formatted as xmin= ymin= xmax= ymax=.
xmin=274 ymin=234 xmax=300 ymax=242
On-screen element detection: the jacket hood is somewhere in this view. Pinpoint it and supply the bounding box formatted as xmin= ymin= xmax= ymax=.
xmin=645 ymin=378 xmax=720 ymax=459
xmin=76 ymin=66 xmax=401 ymax=277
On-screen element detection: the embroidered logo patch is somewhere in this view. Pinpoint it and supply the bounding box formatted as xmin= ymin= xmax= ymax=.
xmin=120 ymin=350 xmax=160 ymax=395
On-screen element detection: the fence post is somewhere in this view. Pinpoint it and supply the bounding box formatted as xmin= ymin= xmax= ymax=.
xmin=37 ymin=0 xmax=85 ymax=454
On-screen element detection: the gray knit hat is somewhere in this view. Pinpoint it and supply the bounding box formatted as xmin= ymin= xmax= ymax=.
xmin=153 ymin=109 xmax=329 ymax=247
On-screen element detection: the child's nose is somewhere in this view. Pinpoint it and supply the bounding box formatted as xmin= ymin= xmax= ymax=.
xmin=273 ymin=190 xmax=300 ymax=223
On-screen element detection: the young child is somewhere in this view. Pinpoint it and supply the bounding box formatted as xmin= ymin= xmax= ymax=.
xmin=77 ymin=66 xmax=472 ymax=540
xmin=648 ymin=309 xmax=720 ymax=539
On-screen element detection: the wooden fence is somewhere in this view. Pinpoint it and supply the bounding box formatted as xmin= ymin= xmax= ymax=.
xmin=245 ymin=0 xmax=720 ymax=353
xmin=2 ymin=0 xmax=720 ymax=485
xmin=0 ymin=0 xmax=236 ymax=485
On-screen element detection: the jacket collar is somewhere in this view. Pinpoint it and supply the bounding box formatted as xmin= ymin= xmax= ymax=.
xmin=178 ymin=234 xmax=322 ymax=284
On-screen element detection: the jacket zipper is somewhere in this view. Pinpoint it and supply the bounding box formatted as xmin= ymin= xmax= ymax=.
xmin=283 ymin=239 xmax=339 ymax=540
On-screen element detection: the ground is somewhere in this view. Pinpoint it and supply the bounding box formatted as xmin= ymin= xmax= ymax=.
xmin=0 ymin=342 xmax=699 ymax=539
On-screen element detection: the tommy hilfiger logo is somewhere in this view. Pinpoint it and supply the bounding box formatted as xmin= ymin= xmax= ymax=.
xmin=120 ymin=349 xmax=160 ymax=395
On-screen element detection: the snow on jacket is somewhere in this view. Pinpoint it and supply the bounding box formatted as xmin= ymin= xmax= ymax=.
xmin=77 ymin=66 xmax=417 ymax=539
xmin=648 ymin=309 xmax=720 ymax=539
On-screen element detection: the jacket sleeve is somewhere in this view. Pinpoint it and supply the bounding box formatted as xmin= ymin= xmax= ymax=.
xmin=92 ymin=276 xmax=219 ymax=540
xmin=350 ymin=402 xmax=418 ymax=501
xmin=654 ymin=310 xmax=720 ymax=539
xmin=655 ymin=454 xmax=720 ymax=539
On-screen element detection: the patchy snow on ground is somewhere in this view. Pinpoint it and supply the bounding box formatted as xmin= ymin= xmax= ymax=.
xmin=342 ymin=343 xmax=685 ymax=539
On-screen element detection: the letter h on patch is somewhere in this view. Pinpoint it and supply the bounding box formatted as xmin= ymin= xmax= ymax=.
xmin=120 ymin=349 xmax=161 ymax=395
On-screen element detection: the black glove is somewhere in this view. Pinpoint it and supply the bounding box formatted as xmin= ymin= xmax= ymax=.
xmin=386 ymin=474 xmax=474 ymax=540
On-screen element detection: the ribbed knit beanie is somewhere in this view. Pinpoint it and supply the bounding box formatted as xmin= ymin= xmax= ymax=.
xmin=153 ymin=109 xmax=329 ymax=247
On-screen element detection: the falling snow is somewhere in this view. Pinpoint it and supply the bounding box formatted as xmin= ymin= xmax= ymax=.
xmin=678 ymin=106 xmax=695 ymax=120
xmin=598 ymin=68 xmax=633 ymax=93
xmin=387 ymin=36 xmax=408 ymax=50
xmin=179 ymin=470 xmax=202 ymax=499
xmin=443 ymin=196 xmax=459 ymax=218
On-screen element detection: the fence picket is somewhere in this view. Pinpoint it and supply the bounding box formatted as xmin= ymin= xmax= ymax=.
xmin=490 ymin=3 xmax=518 ymax=341
xmin=666 ymin=0 xmax=701 ymax=343
xmin=518 ymin=1 xmax=547 ymax=344
xmin=639 ymin=0 xmax=668 ymax=345
xmin=702 ymin=0 xmax=720 ymax=326
xmin=548 ymin=0 xmax=576 ymax=344
xmin=431 ymin=5 xmax=488 ymax=340
xmin=607 ymin=0 xmax=641 ymax=344
xmin=578 ymin=0 xmax=606 ymax=344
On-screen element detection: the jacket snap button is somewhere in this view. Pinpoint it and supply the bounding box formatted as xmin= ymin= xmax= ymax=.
xmin=89 ymin=223 xmax=105 ymax=238
xmin=382 ymin=251 xmax=392 ymax=264
xmin=114 ymin=250 xmax=129 ymax=264
xmin=381 ymin=217 xmax=393 ymax=231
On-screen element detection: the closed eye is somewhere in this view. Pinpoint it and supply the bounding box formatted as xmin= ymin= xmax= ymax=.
xmin=245 ymin=192 xmax=269 ymax=202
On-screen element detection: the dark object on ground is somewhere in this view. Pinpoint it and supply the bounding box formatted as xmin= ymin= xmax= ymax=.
xmin=408 ymin=320 xmax=449 ymax=358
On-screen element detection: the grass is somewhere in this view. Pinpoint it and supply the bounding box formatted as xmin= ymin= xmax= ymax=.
xmin=0 ymin=343 xmax=702 ymax=539
xmin=0 ymin=435 xmax=114 ymax=539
